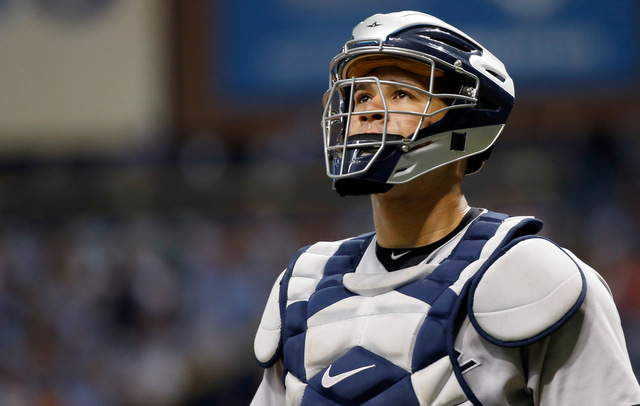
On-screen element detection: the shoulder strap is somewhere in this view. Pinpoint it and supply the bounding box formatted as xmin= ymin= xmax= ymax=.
xmin=408 ymin=212 xmax=541 ymax=372
xmin=275 ymin=232 xmax=374 ymax=378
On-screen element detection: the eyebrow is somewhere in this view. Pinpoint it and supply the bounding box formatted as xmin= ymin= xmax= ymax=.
xmin=353 ymin=79 xmax=426 ymax=94
xmin=354 ymin=83 xmax=373 ymax=92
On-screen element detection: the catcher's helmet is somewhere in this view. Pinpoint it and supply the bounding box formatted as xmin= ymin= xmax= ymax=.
xmin=322 ymin=11 xmax=515 ymax=196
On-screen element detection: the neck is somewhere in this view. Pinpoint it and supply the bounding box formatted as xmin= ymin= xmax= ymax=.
xmin=371 ymin=163 xmax=470 ymax=249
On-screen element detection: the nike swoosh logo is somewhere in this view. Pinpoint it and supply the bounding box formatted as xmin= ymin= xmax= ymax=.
xmin=391 ymin=250 xmax=411 ymax=260
xmin=321 ymin=364 xmax=376 ymax=388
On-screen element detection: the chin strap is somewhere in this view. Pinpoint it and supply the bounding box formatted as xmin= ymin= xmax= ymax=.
xmin=334 ymin=178 xmax=394 ymax=196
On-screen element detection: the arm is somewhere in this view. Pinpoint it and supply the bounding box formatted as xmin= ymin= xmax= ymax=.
xmin=461 ymin=237 xmax=640 ymax=405
xmin=529 ymin=257 xmax=640 ymax=405
xmin=252 ymin=271 xmax=286 ymax=405
xmin=251 ymin=361 xmax=286 ymax=406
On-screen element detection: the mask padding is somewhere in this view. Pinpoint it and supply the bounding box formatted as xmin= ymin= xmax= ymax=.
xmin=334 ymin=178 xmax=394 ymax=196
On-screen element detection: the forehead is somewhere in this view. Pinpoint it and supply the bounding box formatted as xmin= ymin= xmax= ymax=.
xmin=356 ymin=65 xmax=430 ymax=89
xmin=344 ymin=55 xmax=442 ymax=79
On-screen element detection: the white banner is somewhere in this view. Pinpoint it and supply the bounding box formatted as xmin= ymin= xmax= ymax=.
xmin=0 ymin=0 xmax=170 ymax=156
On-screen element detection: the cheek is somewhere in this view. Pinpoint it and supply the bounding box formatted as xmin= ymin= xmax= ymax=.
xmin=346 ymin=120 xmax=359 ymax=135
xmin=390 ymin=114 xmax=424 ymax=136
xmin=400 ymin=101 xmax=448 ymax=132
xmin=420 ymin=99 xmax=448 ymax=127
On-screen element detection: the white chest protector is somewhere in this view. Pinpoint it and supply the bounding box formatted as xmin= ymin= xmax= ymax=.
xmin=254 ymin=212 xmax=586 ymax=405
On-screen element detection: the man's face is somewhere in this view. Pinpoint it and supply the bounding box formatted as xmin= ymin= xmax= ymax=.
xmin=347 ymin=65 xmax=448 ymax=138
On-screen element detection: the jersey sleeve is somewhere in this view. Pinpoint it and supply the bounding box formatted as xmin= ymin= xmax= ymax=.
xmin=250 ymin=361 xmax=286 ymax=406
xmin=456 ymin=245 xmax=640 ymax=405
xmin=528 ymin=255 xmax=640 ymax=405
xmin=252 ymin=272 xmax=287 ymax=405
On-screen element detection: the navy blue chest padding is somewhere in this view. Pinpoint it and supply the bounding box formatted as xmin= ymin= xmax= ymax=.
xmin=307 ymin=346 xmax=419 ymax=405
xmin=404 ymin=211 xmax=523 ymax=372
xmin=276 ymin=213 xmax=543 ymax=404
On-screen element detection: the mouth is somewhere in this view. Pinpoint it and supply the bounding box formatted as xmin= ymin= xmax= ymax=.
xmin=346 ymin=133 xmax=404 ymax=144
xmin=336 ymin=133 xmax=405 ymax=157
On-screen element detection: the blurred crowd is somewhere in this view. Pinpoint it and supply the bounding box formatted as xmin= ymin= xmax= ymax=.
xmin=0 ymin=108 xmax=639 ymax=406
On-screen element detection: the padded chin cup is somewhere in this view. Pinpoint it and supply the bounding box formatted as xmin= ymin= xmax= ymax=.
xmin=334 ymin=179 xmax=394 ymax=196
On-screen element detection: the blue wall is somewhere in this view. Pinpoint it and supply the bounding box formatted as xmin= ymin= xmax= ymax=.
xmin=216 ymin=0 xmax=638 ymax=102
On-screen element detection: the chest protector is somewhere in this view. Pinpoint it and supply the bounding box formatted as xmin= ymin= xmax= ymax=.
xmin=257 ymin=211 xmax=586 ymax=405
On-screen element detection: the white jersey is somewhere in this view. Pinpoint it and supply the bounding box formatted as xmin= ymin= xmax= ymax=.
xmin=251 ymin=211 xmax=640 ymax=405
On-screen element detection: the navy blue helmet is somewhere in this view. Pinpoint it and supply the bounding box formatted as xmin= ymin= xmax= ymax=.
xmin=322 ymin=11 xmax=515 ymax=196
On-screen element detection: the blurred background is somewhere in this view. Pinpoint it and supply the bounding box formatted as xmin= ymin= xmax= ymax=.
xmin=0 ymin=0 xmax=638 ymax=405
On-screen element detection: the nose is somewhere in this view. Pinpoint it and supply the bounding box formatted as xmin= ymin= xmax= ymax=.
xmin=359 ymin=111 xmax=384 ymax=122
xmin=349 ymin=109 xmax=384 ymax=136
xmin=355 ymin=96 xmax=385 ymax=123
xmin=349 ymin=94 xmax=386 ymax=135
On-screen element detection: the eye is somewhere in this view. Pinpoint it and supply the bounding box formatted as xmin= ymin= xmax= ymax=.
xmin=353 ymin=91 xmax=372 ymax=105
xmin=393 ymin=89 xmax=414 ymax=100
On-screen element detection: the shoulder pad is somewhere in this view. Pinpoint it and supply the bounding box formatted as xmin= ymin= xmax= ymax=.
xmin=255 ymin=270 xmax=285 ymax=367
xmin=468 ymin=236 xmax=586 ymax=347
xmin=254 ymin=237 xmax=352 ymax=368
